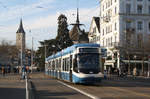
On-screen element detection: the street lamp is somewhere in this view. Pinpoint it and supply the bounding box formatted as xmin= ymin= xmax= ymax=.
xmin=31 ymin=37 xmax=34 ymax=73
xmin=44 ymin=44 xmax=48 ymax=60
xmin=29 ymin=30 xmax=34 ymax=73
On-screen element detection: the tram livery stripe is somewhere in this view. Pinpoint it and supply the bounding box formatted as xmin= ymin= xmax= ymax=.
xmin=58 ymin=81 xmax=100 ymax=99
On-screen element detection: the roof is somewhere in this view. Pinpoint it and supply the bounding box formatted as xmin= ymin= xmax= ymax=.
xmin=69 ymin=25 xmax=89 ymax=43
xmin=16 ymin=19 xmax=25 ymax=34
xmin=93 ymin=17 xmax=100 ymax=32
xmin=69 ymin=25 xmax=80 ymax=41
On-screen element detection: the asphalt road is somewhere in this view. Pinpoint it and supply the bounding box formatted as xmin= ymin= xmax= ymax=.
xmin=0 ymin=73 xmax=150 ymax=99
xmin=31 ymin=74 xmax=91 ymax=99
xmin=31 ymin=73 xmax=150 ymax=99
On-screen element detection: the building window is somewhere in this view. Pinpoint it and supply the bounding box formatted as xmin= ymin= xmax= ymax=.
xmin=137 ymin=5 xmax=142 ymax=14
xmin=110 ymin=37 xmax=112 ymax=46
xmin=115 ymin=22 xmax=117 ymax=31
xmin=93 ymin=27 xmax=96 ymax=33
xmin=137 ymin=34 xmax=143 ymax=48
xmin=115 ymin=35 xmax=117 ymax=42
xmin=115 ymin=7 xmax=117 ymax=14
xmin=126 ymin=4 xmax=131 ymax=14
xmin=126 ymin=21 xmax=131 ymax=29
xmin=111 ymin=0 xmax=112 ymax=5
xmin=137 ymin=21 xmax=143 ymax=30
xmin=149 ymin=22 xmax=150 ymax=31
xmin=149 ymin=6 xmax=150 ymax=14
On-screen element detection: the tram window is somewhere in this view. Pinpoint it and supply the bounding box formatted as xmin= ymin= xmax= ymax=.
xmin=63 ymin=59 xmax=65 ymax=71
xmin=64 ymin=59 xmax=66 ymax=71
xmin=54 ymin=60 xmax=56 ymax=70
xmin=70 ymin=55 xmax=72 ymax=68
xmin=65 ymin=58 xmax=67 ymax=71
xmin=73 ymin=58 xmax=78 ymax=73
xmin=52 ymin=61 xmax=55 ymax=70
xmin=66 ymin=58 xmax=69 ymax=71
xmin=66 ymin=58 xmax=68 ymax=71
xmin=68 ymin=58 xmax=70 ymax=71
xmin=59 ymin=59 xmax=61 ymax=70
xmin=50 ymin=61 xmax=52 ymax=69
xmin=56 ymin=59 xmax=58 ymax=70
xmin=48 ymin=62 xmax=50 ymax=69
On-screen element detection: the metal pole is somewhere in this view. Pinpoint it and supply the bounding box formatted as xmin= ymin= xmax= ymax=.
xmin=31 ymin=37 xmax=33 ymax=73
xmin=26 ymin=76 xmax=29 ymax=99
xmin=21 ymin=35 xmax=23 ymax=73
xmin=45 ymin=44 xmax=47 ymax=72
xmin=45 ymin=44 xmax=46 ymax=60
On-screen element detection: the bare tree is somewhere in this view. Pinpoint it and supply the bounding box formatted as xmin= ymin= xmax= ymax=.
xmin=0 ymin=40 xmax=18 ymax=66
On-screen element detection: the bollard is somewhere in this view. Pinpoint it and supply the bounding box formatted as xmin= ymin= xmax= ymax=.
xmin=26 ymin=75 xmax=29 ymax=99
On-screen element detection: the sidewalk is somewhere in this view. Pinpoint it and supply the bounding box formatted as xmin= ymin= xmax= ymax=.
xmin=105 ymin=74 xmax=150 ymax=82
xmin=0 ymin=74 xmax=26 ymax=99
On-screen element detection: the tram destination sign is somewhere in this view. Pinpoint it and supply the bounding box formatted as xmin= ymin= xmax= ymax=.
xmin=79 ymin=48 xmax=99 ymax=53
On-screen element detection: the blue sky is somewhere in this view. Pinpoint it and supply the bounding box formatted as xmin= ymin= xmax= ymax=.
xmin=0 ymin=0 xmax=99 ymax=50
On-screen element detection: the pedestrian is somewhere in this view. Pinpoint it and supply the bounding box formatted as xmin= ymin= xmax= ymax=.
xmin=26 ymin=66 xmax=29 ymax=73
xmin=133 ymin=67 xmax=137 ymax=78
xmin=116 ymin=69 xmax=120 ymax=77
xmin=104 ymin=70 xmax=107 ymax=79
xmin=2 ymin=67 xmax=5 ymax=76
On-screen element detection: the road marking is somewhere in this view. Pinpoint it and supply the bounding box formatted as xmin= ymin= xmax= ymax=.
xmin=110 ymin=87 xmax=150 ymax=98
xmin=58 ymin=81 xmax=100 ymax=99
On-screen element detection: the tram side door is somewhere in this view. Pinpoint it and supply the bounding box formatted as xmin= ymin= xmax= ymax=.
xmin=69 ymin=55 xmax=72 ymax=82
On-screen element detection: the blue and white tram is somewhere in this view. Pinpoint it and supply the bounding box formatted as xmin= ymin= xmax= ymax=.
xmin=45 ymin=43 xmax=103 ymax=84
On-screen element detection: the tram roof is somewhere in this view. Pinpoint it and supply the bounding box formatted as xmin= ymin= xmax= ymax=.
xmin=46 ymin=43 xmax=100 ymax=61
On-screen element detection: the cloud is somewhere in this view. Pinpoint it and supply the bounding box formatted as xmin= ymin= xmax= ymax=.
xmin=0 ymin=1 xmax=99 ymax=49
xmin=25 ymin=6 xmax=99 ymax=31
xmin=0 ymin=0 xmax=55 ymax=22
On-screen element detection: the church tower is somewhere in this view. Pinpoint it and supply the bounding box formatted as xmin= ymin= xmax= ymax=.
xmin=16 ymin=19 xmax=26 ymax=52
xmin=69 ymin=8 xmax=89 ymax=44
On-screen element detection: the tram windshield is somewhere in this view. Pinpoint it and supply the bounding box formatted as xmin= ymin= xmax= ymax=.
xmin=77 ymin=53 xmax=100 ymax=74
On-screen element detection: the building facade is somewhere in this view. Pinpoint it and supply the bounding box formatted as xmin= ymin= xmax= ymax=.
xmin=88 ymin=17 xmax=100 ymax=44
xmin=100 ymin=0 xmax=150 ymax=76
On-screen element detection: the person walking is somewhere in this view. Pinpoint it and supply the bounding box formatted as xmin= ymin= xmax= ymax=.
xmin=2 ymin=67 xmax=5 ymax=76
xmin=133 ymin=67 xmax=137 ymax=79
xmin=104 ymin=70 xmax=107 ymax=79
